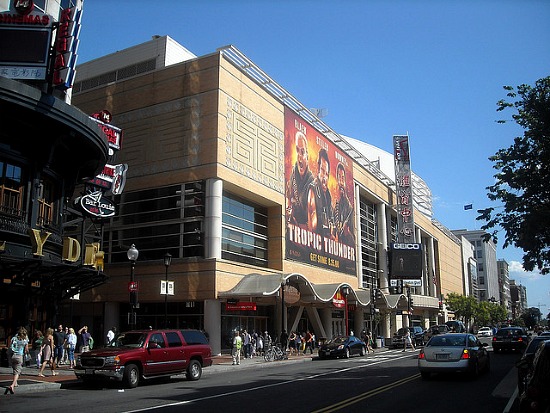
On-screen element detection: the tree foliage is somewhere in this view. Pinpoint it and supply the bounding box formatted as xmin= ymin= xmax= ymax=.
xmin=477 ymin=76 xmax=550 ymax=274
xmin=444 ymin=293 xmax=507 ymax=327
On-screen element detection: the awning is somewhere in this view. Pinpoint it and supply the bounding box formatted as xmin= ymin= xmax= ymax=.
xmin=218 ymin=272 xmax=403 ymax=308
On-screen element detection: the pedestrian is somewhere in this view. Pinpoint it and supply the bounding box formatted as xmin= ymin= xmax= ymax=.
xmin=304 ymin=330 xmax=314 ymax=354
xmin=61 ymin=326 xmax=70 ymax=364
xmin=280 ymin=329 xmax=289 ymax=352
xmin=53 ymin=324 xmax=67 ymax=370
xmin=242 ymin=330 xmax=251 ymax=358
xmin=232 ymin=330 xmax=242 ymax=365
xmin=38 ymin=327 xmax=55 ymax=377
xmin=366 ymin=331 xmax=375 ymax=353
xmin=403 ymin=327 xmax=415 ymax=352
xmin=106 ymin=326 xmax=117 ymax=345
xmin=296 ymin=332 xmax=303 ymax=353
xmin=67 ymin=327 xmax=77 ymax=368
xmin=78 ymin=325 xmax=92 ymax=353
xmin=288 ymin=331 xmax=297 ymax=355
xmin=255 ymin=331 xmax=263 ymax=356
xmin=263 ymin=331 xmax=272 ymax=351
xmin=5 ymin=326 xmax=29 ymax=395
xmin=32 ymin=330 xmax=44 ymax=368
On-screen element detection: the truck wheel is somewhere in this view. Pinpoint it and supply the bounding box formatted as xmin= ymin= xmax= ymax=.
xmin=186 ymin=359 xmax=202 ymax=381
xmin=123 ymin=364 xmax=139 ymax=388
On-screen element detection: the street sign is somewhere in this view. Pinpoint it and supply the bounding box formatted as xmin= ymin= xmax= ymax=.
xmin=160 ymin=280 xmax=175 ymax=295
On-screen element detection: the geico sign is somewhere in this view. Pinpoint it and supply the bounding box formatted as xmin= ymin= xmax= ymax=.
xmin=392 ymin=243 xmax=421 ymax=250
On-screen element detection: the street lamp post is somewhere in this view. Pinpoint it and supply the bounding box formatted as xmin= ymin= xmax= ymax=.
xmin=342 ymin=286 xmax=350 ymax=335
xmin=127 ymin=244 xmax=139 ymax=329
xmin=163 ymin=252 xmax=172 ymax=328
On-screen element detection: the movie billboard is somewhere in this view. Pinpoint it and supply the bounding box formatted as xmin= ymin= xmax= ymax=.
xmin=284 ymin=107 xmax=356 ymax=275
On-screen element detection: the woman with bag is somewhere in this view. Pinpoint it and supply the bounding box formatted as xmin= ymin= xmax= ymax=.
xmin=38 ymin=328 xmax=55 ymax=377
xmin=5 ymin=326 xmax=29 ymax=395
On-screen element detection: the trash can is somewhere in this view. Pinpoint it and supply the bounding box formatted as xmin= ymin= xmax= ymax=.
xmin=376 ymin=337 xmax=384 ymax=348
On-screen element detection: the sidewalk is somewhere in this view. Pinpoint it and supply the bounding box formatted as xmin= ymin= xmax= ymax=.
xmin=0 ymin=349 xmax=325 ymax=394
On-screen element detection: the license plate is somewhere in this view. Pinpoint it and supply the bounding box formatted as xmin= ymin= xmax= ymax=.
xmin=85 ymin=369 xmax=95 ymax=375
xmin=436 ymin=354 xmax=449 ymax=360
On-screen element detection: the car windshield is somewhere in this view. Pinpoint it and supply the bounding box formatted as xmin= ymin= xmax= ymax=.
xmin=428 ymin=335 xmax=466 ymax=347
xmin=328 ymin=336 xmax=348 ymax=344
xmin=111 ymin=332 xmax=147 ymax=348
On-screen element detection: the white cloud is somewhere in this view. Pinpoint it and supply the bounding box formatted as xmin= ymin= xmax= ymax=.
xmin=508 ymin=260 xmax=544 ymax=281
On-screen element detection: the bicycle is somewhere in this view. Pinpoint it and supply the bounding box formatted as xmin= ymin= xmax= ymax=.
xmin=264 ymin=343 xmax=287 ymax=362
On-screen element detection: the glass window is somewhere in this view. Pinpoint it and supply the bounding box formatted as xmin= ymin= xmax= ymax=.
xmin=359 ymin=198 xmax=377 ymax=289
xmin=105 ymin=182 xmax=204 ymax=263
xmin=0 ymin=160 xmax=25 ymax=217
xmin=222 ymin=193 xmax=268 ymax=267
xmin=166 ymin=331 xmax=182 ymax=348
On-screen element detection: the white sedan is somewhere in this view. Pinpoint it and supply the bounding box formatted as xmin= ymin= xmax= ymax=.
xmin=477 ymin=327 xmax=493 ymax=337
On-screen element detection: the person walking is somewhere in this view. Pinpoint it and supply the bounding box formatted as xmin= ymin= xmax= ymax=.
xmin=38 ymin=328 xmax=55 ymax=377
xmin=304 ymin=330 xmax=314 ymax=355
xmin=32 ymin=330 xmax=44 ymax=368
xmin=231 ymin=330 xmax=242 ymax=365
xmin=288 ymin=331 xmax=297 ymax=355
xmin=5 ymin=326 xmax=29 ymax=395
xmin=403 ymin=327 xmax=415 ymax=352
xmin=67 ymin=327 xmax=77 ymax=368
xmin=78 ymin=325 xmax=92 ymax=353
xmin=53 ymin=324 xmax=66 ymax=369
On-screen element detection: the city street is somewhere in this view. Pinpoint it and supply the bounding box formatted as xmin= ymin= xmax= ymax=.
xmin=1 ymin=345 xmax=519 ymax=413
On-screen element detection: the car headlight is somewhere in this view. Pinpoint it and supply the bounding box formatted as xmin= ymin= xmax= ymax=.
xmin=337 ymin=345 xmax=344 ymax=350
xmin=104 ymin=356 xmax=121 ymax=366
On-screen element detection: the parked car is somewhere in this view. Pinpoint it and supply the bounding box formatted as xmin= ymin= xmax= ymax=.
xmin=492 ymin=327 xmax=530 ymax=353
xmin=318 ymin=335 xmax=367 ymax=359
xmin=445 ymin=320 xmax=466 ymax=333
xmin=477 ymin=327 xmax=493 ymax=337
xmin=392 ymin=326 xmax=425 ymax=348
xmin=75 ymin=329 xmax=213 ymax=388
xmin=418 ymin=333 xmax=490 ymax=379
xmin=516 ymin=336 xmax=550 ymax=393
xmin=423 ymin=324 xmax=450 ymax=343
xmin=518 ymin=340 xmax=550 ymax=413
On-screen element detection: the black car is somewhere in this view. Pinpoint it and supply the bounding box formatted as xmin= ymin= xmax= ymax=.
xmin=392 ymin=326 xmax=424 ymax=348
xmin=318 ymin=335 xmax=367 ymax=359
xmin=516 ymin=336 xmax=550 ymax=393
xmin=518 ymin=340 xmax=550 ymax=413
xmin=492 ymin=327 xmax=530 ymax=352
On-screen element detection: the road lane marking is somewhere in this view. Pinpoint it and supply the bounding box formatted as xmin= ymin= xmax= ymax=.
xmin=120 ymin=354 xmax=416 ymax=412
xmin=311 ymin=374 xmax=421 ymax=413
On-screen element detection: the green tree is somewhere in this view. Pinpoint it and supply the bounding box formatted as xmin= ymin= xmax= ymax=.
xmin=478 ymin=76 xmax=550 ymax=274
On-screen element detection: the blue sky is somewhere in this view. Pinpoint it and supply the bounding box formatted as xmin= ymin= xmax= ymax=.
xmin=76 ymin=0 xmax=550 ymax=311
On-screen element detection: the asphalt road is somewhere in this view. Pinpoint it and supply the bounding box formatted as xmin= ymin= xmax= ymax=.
xmin=0 ymin=344 xmax=520 ymax=413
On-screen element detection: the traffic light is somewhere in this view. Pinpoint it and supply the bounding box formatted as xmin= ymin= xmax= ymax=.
xmin=409 ymin=297 xmax=414 ymax=307
xmin=376 ymin=289 xmax=383 ymax=300
xmin=438 ymin=301 xmax=443 ymax=311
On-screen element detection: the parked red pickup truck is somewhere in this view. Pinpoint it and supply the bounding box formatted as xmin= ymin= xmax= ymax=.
xmin=74 ymin=329 xmax=213 ymax=388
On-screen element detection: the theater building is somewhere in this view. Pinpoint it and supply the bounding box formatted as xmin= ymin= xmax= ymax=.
xmin=70 ymin=35 xmax=464 ymax=354
xmin=0 ymin=0 xmax=113 ymax=354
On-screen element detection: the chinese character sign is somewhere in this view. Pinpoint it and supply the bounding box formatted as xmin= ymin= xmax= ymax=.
xmin=393 ymin=135 xmax=415 ymax=243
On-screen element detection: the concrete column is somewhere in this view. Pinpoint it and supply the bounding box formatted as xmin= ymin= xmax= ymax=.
xmin=104 ymin=302 xmax=119 ymax=344
xmin=205 ymin=178 xmax=222 ymax=259
xmin=321 ymin=307 xmax=333 ymax=339
xmin=204 ymin=299 xmax=221 ymax=355
xmin=354 ymin=306 xmax=364 ymax=335
xmin=354 ymin=183 xmax=362 ymax=284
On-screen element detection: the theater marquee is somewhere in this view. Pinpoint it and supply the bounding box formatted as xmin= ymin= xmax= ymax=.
xmin=284 ymin=107 xmax=356 ymax=275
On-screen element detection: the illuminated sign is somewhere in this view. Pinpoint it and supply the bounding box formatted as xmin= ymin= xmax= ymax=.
xmin=393 ymin=135 xmax=415 ymax=243
xmin=0 ymin=1 xmax=53 ymax=80
xmin=225 ymin=302 xmax=257 ymax=311
xmin=77 ymin=191 xmax=116 ymax=218
xmin=390 ymin=243 xmax=423 ymax=280
xmin=52 ymin=4 xmax=82 ymax=90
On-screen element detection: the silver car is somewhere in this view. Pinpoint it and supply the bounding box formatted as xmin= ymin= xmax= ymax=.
xmin=418 ymin=333 xmax=490 ymax=379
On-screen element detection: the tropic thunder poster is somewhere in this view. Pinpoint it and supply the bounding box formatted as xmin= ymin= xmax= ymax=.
xmin=284 ymin=107 xmax=356 ymax=275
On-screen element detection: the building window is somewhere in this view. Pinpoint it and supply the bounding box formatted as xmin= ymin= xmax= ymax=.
xmin=222 ymin=193 xmax=268 ymax=267
xmin=479 ymin=276 xmax=485 ymax=285
xmin=478 ymin=263 xmax=484 ymax=273
xmin=0 ymin=160 xmax=24 ymax=218
xmin=37 ymin=178 xmax=59 ymax=228
xmin=359 ymin=198 xmax=377 ymax=289
xmin=106 ymin=182 xmax=204 ymax=263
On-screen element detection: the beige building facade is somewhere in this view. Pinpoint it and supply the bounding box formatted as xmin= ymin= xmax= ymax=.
xmin=70 ymin=36 xmax=464 ymax=354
